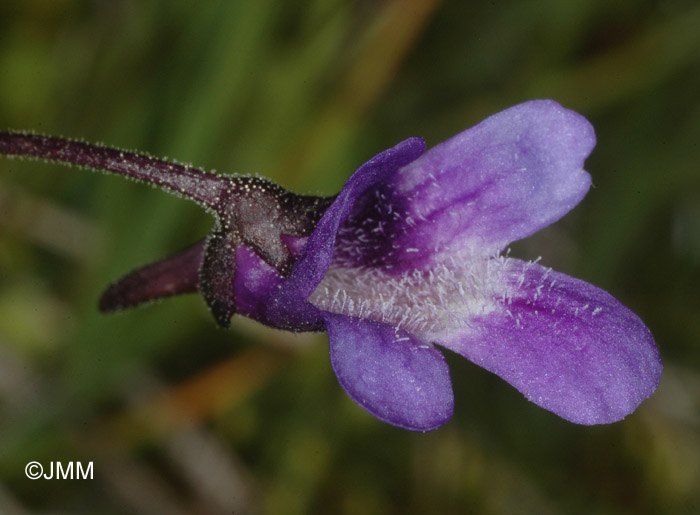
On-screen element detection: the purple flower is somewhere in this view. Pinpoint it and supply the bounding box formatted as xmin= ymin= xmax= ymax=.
xmin=0 ymin=100 xmax=661 ymax=431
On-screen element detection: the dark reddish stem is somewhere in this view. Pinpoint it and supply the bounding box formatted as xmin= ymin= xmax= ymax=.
xmin=1 ymin=129 xmax=336 ymax=286
xmin=0 ymin=130 xmax=229 ymax=210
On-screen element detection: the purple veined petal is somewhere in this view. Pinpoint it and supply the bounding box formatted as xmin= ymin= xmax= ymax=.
xmin=334 ymin=100 xmax=595 ymax=271
xmin=437 ymin=260 xmax=661 ymax=425
xmin=325 ymin=312 xmax=454 ymax=431
xmin=266 ymin=137 xmax=426 ymax=330
xmin=233 ymin=244 xmax=324 ymax=331
xmin=200 ymin=139 xmax=426 ymax=332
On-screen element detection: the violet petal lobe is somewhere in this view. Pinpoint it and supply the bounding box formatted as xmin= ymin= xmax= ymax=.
xmin=437 ymin=260 xmax=661 ymax=425
xmin=335 ymin=100 xmax=595 ymax=271
xmin=232 ymin=244 xmax=304 ymax=329
xmin=266 ymin=137 xmax=426 ymax=331
xmin=325 ymin=312 xmax=454 ymax=431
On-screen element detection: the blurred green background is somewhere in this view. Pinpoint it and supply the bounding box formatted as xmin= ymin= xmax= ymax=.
xmin=1 ymin=0 xmax=699 ymax=513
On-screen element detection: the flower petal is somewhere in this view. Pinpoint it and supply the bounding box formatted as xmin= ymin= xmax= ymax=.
xmin=437 ymin=260 xmax=661 ymax=424
xmin=266 ymin=137 xmax=426 ymax=330
xmin=325 ymin=312 xmax=453 ymax=431
xmin=335 ymin=100 xmax=594 ymax=271
xmin=232 ymin=244 xmax=322 ymax=330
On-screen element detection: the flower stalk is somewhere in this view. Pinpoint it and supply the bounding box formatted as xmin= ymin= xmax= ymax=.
xmin=0 ymin=130 xmax=334 ymax=327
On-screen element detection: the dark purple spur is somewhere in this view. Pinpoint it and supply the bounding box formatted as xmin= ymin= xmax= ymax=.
xmin=1 ymin=100 xmax=661 ymax=431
